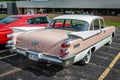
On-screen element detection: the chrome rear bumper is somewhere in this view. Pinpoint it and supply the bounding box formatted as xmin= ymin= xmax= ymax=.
xmin=9 ymin=47 xmax=63 ymax=64
xmin=6 ymin=44 xmax=74 ymax=67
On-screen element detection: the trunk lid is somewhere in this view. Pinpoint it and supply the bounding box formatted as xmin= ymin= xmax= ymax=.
xmin=16 ymin=29 xmax=70 ymax=57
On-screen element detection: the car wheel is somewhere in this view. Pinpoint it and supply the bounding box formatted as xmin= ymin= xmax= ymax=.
xmin=80 ymin=50 xmax=91 ymax=66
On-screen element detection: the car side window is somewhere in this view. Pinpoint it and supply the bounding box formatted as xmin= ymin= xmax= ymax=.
xmin=100 ymin=19 xmax=105 ymax=28
xmin=27 ymin=16 xmax=48 ymax=24
xmin=73 ymin=20 xmax=88 ymax=31
xmin=27 ymin=18 xmax=34 ymax=24
xmin=93 ymin=19 xmax=100 ymax=30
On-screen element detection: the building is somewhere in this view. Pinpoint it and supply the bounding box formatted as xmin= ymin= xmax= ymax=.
xmin=0 ymin=2 xmax=7 ymax=14
xmin=0 ymin=0 xmax=120 ymax=16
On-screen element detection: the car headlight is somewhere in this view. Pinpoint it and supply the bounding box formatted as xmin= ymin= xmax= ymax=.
xmin=7 ymin=34 xmax=13 ymax=38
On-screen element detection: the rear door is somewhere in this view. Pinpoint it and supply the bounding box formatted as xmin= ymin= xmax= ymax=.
xmin=92 ymin=18 xmax=109 ymax=49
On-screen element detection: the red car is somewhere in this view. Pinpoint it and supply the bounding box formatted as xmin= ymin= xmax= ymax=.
xmin=0 ymin=14 xmax=49 ymax=44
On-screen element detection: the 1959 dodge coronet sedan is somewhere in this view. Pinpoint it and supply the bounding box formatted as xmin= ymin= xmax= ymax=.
xmin=6 ymin=15 xmax=115 ymax=67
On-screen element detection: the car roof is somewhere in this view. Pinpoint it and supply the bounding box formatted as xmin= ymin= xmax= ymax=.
xmin=53 ymin=15 xmax=103 ymax=24
xmin=9 ymin=14 xmax=47 ymax=19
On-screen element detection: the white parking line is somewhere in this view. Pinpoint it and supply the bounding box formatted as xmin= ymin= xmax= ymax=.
xmin=98 ymin=52 xmax=120 ymax=80
xmin=0 ymin=49 xmax=9 ymax=53
xmin=0 ymin=54 xmax=17 ymax=60
xmin=112 ymin=42 xmax=120 ymax=45
xmin=100 ymin=51 xmax=115 ymax=57
xmin=104 ymin=46 xmax=120 ymax=51
xmin=0 ymin=67 xmax=22 ymax=78
xmin=95 ymin=55 xmax=109 ymax=60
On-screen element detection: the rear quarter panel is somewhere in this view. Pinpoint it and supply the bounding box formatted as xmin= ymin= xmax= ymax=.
xmin=66 ymin=26 xmax=115 ymax=61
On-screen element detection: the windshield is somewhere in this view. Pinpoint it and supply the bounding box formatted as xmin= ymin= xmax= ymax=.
xmin=49 ymin=19 xmax=89 ymax=31
xmin=0 ymin=17 xmax=20 ymax=24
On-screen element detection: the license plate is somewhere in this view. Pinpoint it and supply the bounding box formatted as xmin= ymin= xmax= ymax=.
xmin=28 ymin=54 xmax=39 ymax=61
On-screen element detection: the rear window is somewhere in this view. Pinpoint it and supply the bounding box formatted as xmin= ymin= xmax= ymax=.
xmin=0 ymin=17 xmax=20 ymax=24
xmin=49 ymin=19 xmax=89 ymax=31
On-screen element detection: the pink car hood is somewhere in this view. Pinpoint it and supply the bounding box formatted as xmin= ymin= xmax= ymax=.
xmin=16 ymin=29 xmax=70 ymax=57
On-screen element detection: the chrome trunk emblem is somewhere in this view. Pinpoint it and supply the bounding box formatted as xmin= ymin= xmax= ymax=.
xmin=32 ymin=40 xmax=39 ymax=46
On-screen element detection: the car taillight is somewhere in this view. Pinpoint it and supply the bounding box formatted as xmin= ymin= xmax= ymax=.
xmin=7 ymin=40 xmax=14 ymax=45
xmin=7 ymin=34 xmax=13 ymax=38
xmin=60 ymin=50 xmax=69 ymax=57
xmin=61 ymin=42 xmax=70 ymax=48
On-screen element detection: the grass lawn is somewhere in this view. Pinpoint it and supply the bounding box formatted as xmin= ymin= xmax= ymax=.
xmin=105 ymin=21 xmax=120 ymax=28
xmin=0 ymin=14 xmax=8 ymax=18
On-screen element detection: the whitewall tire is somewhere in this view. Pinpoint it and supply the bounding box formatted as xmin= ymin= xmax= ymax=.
xmin=80 ymin=50 xmax=91 ymax=66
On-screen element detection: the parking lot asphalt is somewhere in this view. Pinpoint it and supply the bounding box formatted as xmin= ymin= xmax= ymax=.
xmin=0 ymin=29 xmax=120 ymax=80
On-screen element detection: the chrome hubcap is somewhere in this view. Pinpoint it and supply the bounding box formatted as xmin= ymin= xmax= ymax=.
xmin=85 ymin=51 xmax=91 ymax=63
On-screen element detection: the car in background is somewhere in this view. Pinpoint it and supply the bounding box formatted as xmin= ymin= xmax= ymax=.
xmin=0 ymin=14 xmax=50 ymax=45
xmin=6 ymin=15 xmax=115 ymax=67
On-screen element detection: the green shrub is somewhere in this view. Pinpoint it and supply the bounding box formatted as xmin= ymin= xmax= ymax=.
xmin=0 ymin=14 xmax=9 ymax=18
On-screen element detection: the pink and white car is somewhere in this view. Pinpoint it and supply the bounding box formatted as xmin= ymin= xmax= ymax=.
xmin=6 ymin=15 xmax=115 ymax=67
